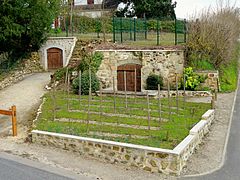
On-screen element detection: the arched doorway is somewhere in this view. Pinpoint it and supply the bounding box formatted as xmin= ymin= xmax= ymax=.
xmin=117 ymin=64 xmax=142 ymax=92
xmin=47 ymin=48 xmax=63 ymax=69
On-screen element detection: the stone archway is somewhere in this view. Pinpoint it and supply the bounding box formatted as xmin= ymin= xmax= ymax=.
xmin=47 ymin=48 xmax=63 ymax=69
xmin=117 ymin=64 xmax=142 ymax=92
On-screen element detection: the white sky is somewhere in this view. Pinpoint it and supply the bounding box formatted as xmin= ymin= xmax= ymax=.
xmin=175 ymin=0 xmax=240 ymax=19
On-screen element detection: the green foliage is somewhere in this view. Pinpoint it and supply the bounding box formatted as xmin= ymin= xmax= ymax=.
xmin=0 ymin=0 xmax=60 ymax=60
xmin=66 ymin=16 xmax=112 ymax=34
xmin=72 ymin=71 xmax=100 ymax=95
xmin=130 ymin=0 xmax=176 ymax=19
xmin=188 ymin=53 xmax=215 ymax=70
xmin=54 ymin=67 xmax=73 ymax=81
xmin=183 ymin=67 xmax=206 ymax=91
xmin=50 ymin=27 xmax=62 ymax=35
xmin=219 ymin=44 xmax=239 ymax=92
xmin=146 ymin=74 xmax=163 ymax=90
xmin=79 ymin=52 xmax=103 ymax=73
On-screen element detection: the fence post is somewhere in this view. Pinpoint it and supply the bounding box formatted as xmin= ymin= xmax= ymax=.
xmin=11 ymin=105 xmax=17 ymax=137
xmin=175 ymin=18 xmax=177 ymax=45
xmin=144 ymin=17 xmax=147 ymax=40
xmin=78 ymin=71 xmax=82 ymax=109
xmin=130 ymin=18 xmax=133 ymax=40
xmin=120 ymin=17 xmax=123 ymax=43
xmin=184 ymin=19 xmax=187 ymax=43
xmin=113 ymin=17 xmax=116 ymax=43
xmin=124 ymin=71 xmax=128 ymax=109
xmin=134 ymin=18 xmax=136 ymax=41
xmin=157 ymin=19 xmax=160 ymax=46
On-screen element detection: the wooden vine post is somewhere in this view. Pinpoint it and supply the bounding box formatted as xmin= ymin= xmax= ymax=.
xmin=0 ymin=105 xmax=17 ymax=136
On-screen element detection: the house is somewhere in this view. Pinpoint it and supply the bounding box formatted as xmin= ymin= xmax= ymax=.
xmin=73 ymin=0 xmax=120 ymax=18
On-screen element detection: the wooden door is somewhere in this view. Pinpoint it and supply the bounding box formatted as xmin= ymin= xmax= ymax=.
xmin=47 ymin=48 xmax=63 ymax=69
xmin=117 ymin=64 xmax=142 ymax=92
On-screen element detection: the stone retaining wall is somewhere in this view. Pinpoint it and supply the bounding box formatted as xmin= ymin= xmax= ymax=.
xmin=96 ymin=49 xmax=184 ymax=90
xmin=0 ymin=52 xmax=44 ymax=90
xmin=32 ymin=109 xmax=215 ymax=175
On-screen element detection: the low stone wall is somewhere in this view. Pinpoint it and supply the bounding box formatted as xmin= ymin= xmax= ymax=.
xmin=0 ymin=52 xmax=44 ymax=90
xmin=98 ymin=89 xmax=213 ymax=98
xmin=32 ymin=109 xmax=215 ymax=175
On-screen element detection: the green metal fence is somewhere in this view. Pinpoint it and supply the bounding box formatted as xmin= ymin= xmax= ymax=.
xmin=51 ymin=16 xmax=187 ymax=46
xmin=112 ymin=17 xmax=187 ymax=46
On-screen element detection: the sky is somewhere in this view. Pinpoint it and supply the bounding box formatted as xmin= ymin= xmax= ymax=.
xmin=175 ymin=0 xmax=240 ymax=19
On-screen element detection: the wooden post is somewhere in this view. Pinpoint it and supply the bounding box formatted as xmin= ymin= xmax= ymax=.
xmin=158 ymin=84 xmax=162 ymax=125
xmin=183 ymin=74 xmax=186 ymax=102
xmin=124 ymin=71 xmax=128 ymax=109
xmin=53 ymin=79 xmax=56 ymax=120
xmin=87 ymin=68 xmax=92 ymax=134
xmin=113 ymin=76 xmax=116 ymax=113
xmin=211 ymin=95 xmax=215 ymax=109
xmin=134 ymin=68 xmax=137 ymax=101
xmin=167 ymin=79 xmax=171 ymax=121
xmin=176 ymin=74 xmax=179 ymax=115
xmin=67 ymin=73 xmax=70 ymax=111
xmin=11 ymin=105 xmax=17 ymax=137
xmin=79 ymin=71 xmax=82 ymax=108
xmin=65 ymin=67 xmax=69 ymax=94
xmin=146 ymin=92 xmax=151 ymax=131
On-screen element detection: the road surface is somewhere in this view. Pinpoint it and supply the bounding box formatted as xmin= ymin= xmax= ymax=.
xmin=0 ymin=152 xmax=93 ymax=180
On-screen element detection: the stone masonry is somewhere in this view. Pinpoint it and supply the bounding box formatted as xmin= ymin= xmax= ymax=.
xmin=96 ymin=49 xmax=184 ymax=90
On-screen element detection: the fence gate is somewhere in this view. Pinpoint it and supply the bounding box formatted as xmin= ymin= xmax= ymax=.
xmin=117 ymin=64 xmax=142 ymax=92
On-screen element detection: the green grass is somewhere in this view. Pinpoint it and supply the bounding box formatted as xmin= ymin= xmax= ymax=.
xmin=35 ymin=91 xmax=211 ymax=149
xmin=220 ymin=44 xmax=240 ymax=92
xmin=49 ymin=32 xmax=184 ymax=46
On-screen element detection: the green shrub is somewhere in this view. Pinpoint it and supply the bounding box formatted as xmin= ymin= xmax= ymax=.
xmin=182 ymin=67 xmax=205 ymax=91
xmin=146 ymin=74 xmax=163 ymax=90
xmin=79 ymin=52 xmax=103 ymax=73
xmin=72 ymin=71 xmax=100 ymax=95
xmin=54 ymin=67 xmax=73 ymax=81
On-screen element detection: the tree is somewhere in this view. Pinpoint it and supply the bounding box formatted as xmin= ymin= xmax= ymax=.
xmin=115 ymin=0 xmax=176 ymax=19
xmin=0 ymin=0 xmax=60 ymax=61
xmin=131 ymin=0 xmax=176 ymax=19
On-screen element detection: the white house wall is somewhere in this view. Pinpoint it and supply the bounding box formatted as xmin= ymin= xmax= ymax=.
xmin=75 ymin=0 xmax=103 ymax=5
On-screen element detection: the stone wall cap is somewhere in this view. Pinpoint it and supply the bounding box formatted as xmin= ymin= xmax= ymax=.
xmin=172 ymin=135 xmax=195 ymax=154
xmin=202 ymin=109 xmax=214 ymax=120
xmin=189 ymin=120 xmax=207 ymax=135
xmin=32 ymin=130 xmax=176 ymax=155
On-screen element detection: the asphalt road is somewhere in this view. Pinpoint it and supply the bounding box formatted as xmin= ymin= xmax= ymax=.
xmin=185 ymin=78 xmax=240 ymax=180
xmin=0 ymin=152 xmax=93 ymax=180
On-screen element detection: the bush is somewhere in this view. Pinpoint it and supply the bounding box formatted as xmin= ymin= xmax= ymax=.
xmin=54 ymin=67 xmax=73 ymax=81
xmin=72 ymin=71 xmax=100 ymax=95
xmin=146 ymin=74 xmax=163 ymax=90
xmin=182 ymin=67 xmax=205 ymax=91
xmin=79 ymin=52 xmax=103 ymax=73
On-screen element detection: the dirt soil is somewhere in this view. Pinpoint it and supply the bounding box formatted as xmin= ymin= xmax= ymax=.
xmin=0 ymin=73 xmax=235 ymax=180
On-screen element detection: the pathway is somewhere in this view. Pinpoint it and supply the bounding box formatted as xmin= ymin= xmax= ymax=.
xmin=0 ymin=73 xmax=51 ymax=136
